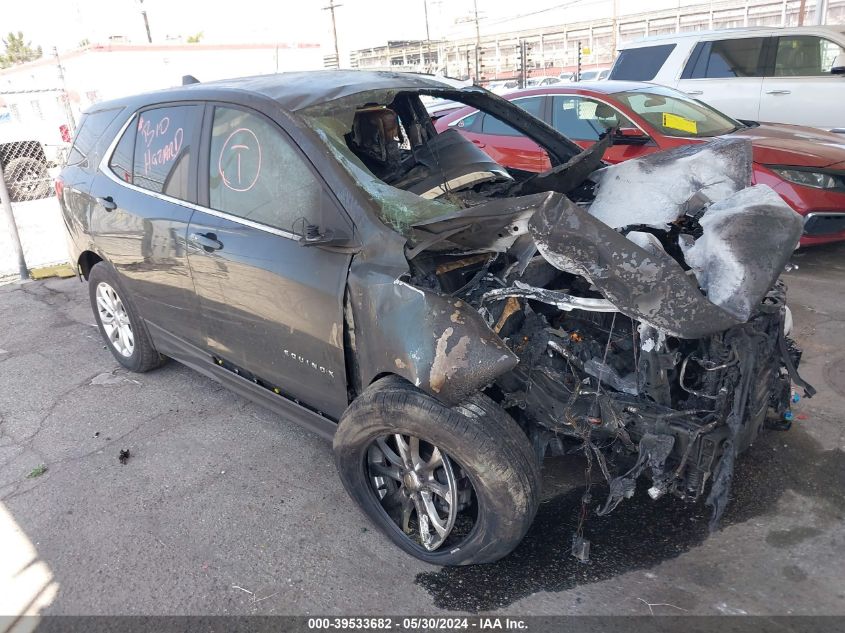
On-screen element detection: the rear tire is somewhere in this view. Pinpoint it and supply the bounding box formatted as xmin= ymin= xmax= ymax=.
xmin=334 ymin=376 xmax=540 ymax=565
xmin=88 ymin=262 xmax=165 ymax=372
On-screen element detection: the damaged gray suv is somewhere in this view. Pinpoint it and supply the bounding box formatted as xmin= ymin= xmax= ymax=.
xmin=58 ymin=71 xmax=814 ymax=565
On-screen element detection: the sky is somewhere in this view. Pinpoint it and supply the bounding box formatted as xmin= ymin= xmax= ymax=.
xmin=2 ymin=0 xmax=773 ymax=60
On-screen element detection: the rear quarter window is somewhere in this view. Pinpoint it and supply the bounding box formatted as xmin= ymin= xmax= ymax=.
xmin=683 ymin=38 xmax=767 ymax=79
xmin=609 ymin=44 xmax=676 ymax=81
xmin=66 ymin=108 xmax=123 ymax=168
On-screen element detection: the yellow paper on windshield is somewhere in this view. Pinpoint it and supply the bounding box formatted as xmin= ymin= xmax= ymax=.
xmin=662 ymin=112 xmax=697 ymax=134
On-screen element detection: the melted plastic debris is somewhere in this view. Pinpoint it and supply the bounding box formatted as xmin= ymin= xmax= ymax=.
xmin=587 ymin=137 xmax=752 ymax=230
xmin=626 ymin=231 xmax=666 ymax=256
xmin=680 ymin=184 xmax=803 ymax=321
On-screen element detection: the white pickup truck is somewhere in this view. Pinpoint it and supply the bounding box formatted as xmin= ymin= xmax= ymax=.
xmin=609 ymin=26 xmax=845 ymax=132
xmin=0 ymin=96 xmax=71 ymax=201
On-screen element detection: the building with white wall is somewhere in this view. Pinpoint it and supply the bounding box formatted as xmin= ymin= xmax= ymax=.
xmin=0 ymin=41 xmax=324 ymax=140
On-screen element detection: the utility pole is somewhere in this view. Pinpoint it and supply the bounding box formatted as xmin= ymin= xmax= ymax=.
xmin=139 ymin=0 xmax=152 ymax=43
xmin=0 ymin=172 xmax=28 ymax=281
xmin=323 ymin=0 xmax=342 ymax=69
xmin=54 ymin=47 xmax=76 ymax=136
xmin=798 ymin=0 xmax=807 ymax=25
xmin=610 ymin=0 xmax=618 ymax=63
xmin=423 ymin=0 xmax=431 ymax=43
xmin=423 ymin=0 xmax=431 ymax=72
xmin=472 ymin=0 xmax=482 ymax=82
xmin=576 ymin=40 xmax=582 ymax=81
xmin=815 ymin=0 xmax=829 ymax=24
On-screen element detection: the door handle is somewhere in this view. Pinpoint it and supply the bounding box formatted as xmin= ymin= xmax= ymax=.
xmin=471 ymin=139 xmax=486 ymax=148
xmin=765 ymin=90 xmax=791 ymax=95
xmin=686 ymin=90 xmax=704 ymax=96
xmin=96 ymin=196 xmax=116 ymax=211
xmin=189 ymin=232 xmax=224 ymax=252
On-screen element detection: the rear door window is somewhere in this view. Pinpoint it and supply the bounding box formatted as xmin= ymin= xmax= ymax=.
xmin=684 ymin=38 xmax=767 ymax=78
xmin=132 ymin=105 xmax=200 ymax=200
xmin=773 ymin=35 xmax=845 ymax=76
xmin=66 ymin=108 xmax=123 ymax=167
xmin=609 ymin=44 xmax=676 ymax=80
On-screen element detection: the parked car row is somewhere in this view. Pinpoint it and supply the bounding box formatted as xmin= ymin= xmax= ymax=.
xmin=611 ymin=25 xmax=845 ymax=132
xmin=433 ymin=26 xmax=845 ymax=247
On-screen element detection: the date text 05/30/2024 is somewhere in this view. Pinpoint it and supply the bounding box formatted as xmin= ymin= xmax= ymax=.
xmin=307 ymin=617 xmax=528 ymax=630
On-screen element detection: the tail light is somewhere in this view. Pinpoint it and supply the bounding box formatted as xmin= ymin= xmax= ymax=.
xmin=59 ymin=124 xmax=71 ymax=143
xmin=55 ymin=177 xmax=64 ymax=198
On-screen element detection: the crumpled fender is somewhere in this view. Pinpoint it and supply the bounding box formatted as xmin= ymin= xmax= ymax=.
xmin=347 ymin=268 xmax=518 ymax=406
xmin=529 ymin=193 xmax=767 ymax=339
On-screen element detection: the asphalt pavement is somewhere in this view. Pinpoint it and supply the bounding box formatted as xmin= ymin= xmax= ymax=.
xmin=1 ymin=242 xmax=844 ymax=617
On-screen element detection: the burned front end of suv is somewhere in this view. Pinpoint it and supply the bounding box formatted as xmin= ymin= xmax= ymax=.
xmin=300 ymin=81 xmax=813 ymax=543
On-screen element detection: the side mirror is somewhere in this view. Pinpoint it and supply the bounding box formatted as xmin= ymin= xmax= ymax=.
xmin=613 ymin=127 xmax=651 ymax=145
xmin=299 ymin=224 xmax=350 ymax=247
xmin=832 ymin=53 xmax=845 ymax=75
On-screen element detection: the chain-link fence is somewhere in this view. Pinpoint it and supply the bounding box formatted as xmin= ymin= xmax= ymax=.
xmin=1 ymin=88 xmax=74 ymax=283
xmin=0 ymin=139 xmax=58 ymax=202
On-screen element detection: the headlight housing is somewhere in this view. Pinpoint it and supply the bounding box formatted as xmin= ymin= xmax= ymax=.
xmin=770 ymin=166 xmax=845 ymax=191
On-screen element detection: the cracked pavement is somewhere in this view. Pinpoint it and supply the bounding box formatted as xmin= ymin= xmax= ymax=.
xmin=1 ymin=241 xmax=844 ymax=616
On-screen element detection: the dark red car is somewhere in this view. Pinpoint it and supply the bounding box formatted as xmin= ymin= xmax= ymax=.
xmin=435 ymin=81 xmax=845 ymax=246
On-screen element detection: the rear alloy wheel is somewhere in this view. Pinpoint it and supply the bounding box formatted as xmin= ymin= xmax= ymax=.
xmin=334 ymin=376 xmax=540 ymax=565
xmin=95 ymin=281 xmax=134 ymax=358
xmin=88 ymin=262 xmax=165 ymax=373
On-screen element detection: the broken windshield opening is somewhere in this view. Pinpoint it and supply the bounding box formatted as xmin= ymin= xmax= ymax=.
xmin=305 ymin=113 xmax=458 ymax=235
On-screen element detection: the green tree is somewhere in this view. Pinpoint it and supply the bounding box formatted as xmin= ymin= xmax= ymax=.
xmin=0 ymin=31 xmax=43 ymax=68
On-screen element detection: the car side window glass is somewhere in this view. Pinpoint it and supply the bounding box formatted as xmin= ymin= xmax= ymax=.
xmin=694 ymin=38 xmax=766 ymax=78
xmin=480 ymin=97 xmax=543 ymax=136
xmin=609 ymin=44 xmax=676 ymax=81
xmin=209 ymin=106 xmax=322 ymax=233
xmin=774 ymin=36 xmax=845 ymax=76
xmin=132 ymin=105 xmax=198 ymax=199
xmin=551 ymin=96 xmax=633 ymax=141
xmin=68 ymin=108 xmax=122 ymax=168
xmin=108 ymin=116 xmax=136 ymax=183
xmin=456 ymin=111 xmax=481 ymax=132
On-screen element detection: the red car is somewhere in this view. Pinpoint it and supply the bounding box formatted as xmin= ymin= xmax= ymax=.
xmin=434 ymin=81 xmax=845 ymax=247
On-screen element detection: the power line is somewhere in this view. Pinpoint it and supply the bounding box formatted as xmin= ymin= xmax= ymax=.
xmin=481 ymin=0 xmax=593 ymax=28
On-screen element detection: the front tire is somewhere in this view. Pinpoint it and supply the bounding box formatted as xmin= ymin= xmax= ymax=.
xmin=334 ymin=376 xmax=540 ymax=565
xmin=88 ymin=262 xmax=165 ymax=372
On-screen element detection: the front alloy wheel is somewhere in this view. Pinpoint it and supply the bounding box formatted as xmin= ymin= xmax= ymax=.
xmin=334 ymin=377 xmax=540 ymax=565
xmin=368 ymin=434 xmax=467 ymax=551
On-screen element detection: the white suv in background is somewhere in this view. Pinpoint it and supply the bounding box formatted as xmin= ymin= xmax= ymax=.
xmin=610 ymin=26 xmax=845 ymax=132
